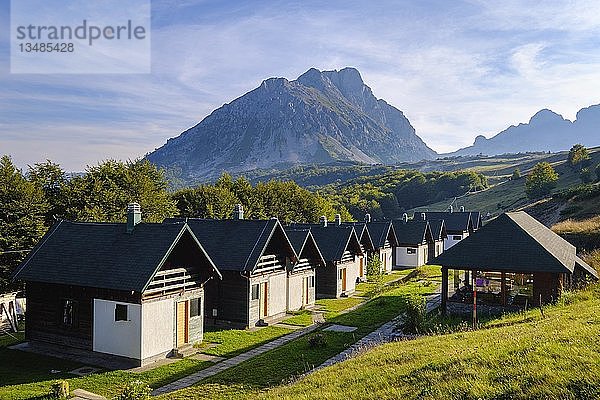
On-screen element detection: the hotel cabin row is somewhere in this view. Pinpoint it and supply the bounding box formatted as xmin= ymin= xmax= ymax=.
xmin=12 ymin=203 xmax=480 ymax=367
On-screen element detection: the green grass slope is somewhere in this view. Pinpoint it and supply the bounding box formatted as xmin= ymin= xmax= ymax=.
xmin=411 ymin=147 xmax=600 ymax=221
xmin=260 ymin=285 xmax=600 ymax=400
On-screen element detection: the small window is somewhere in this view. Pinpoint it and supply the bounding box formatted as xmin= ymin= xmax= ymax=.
xmin=190 ymin=298 xmax=201 ymax=318
xmin=453 ymin=235 xmax=462 ymax=241
xmin=309 ymin=276 xmax=315 ymax=288
xmin=62 ymin=299 xmax=77 ymax=328
xmin=251 ymin=284 xmax=260 ymax=300
xmin=339 ymin=270 xmax=343 ymax=279
xmin=407 ymin=248 xmax=416 ymax=255
xmin=115 ymin=304 xmax=128 ymax=321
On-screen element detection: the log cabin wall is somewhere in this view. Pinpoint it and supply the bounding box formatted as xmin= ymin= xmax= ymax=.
xmin=203 ymin=271 xmax=249 ymax=326
xmin=25 ymin=281 xmax=139 ymax=350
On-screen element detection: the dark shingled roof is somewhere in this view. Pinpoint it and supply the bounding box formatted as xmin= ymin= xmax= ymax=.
xmin=283 ymin=228 xmax=326 ymax=267
xmin=170 ymin=218 xmax=296 ymax=272
xmin=288 ymin=223 xmax=362 ymax=262
xmin=575 ymin=256 xmax=599 ymax=279
xmin=428 ymin=219 xmax=447 ymax=241
xmin=13 ymin=221 xmax=214 ymax=292
xmin=366 ymin=221 xmax=398 ymax=248
xmin=423 ymin=212 xmax=473 ymax=233
xmin=341 ymin=222 xmax=375 ymax=251
xmin=392 ymin=220 xmax=431 ymax=246
xmin=431 ymin=211 xmax=581 ymax=274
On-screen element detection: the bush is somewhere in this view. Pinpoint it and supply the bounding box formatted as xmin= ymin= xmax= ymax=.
xmin=115 ymin=381 xmax=151 ymax=400
xmin=525 ymin=162 xmax=559 ymax=199
xmin=511 ymin=168 xmax=521 ymax=180
xmin=307 ymin=333 xmax=327 ymax=348
xmin=49 ymin=381 xmax=69 ymax=399
xmin=402 ymin=295 xmax=427 ymax=334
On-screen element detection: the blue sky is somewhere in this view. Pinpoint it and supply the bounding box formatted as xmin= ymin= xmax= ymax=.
xmin=2 ymin=0 xmax=600 ymax=171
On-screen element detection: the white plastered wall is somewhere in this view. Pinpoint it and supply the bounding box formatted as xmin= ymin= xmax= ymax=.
xmin=141 ymin=298 xmax=175 ymax=360
xmin=93 ymin=299 xmax=141 ymax=360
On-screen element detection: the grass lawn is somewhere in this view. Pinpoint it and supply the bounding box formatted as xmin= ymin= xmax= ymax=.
xmin=314 ymin=296 xmax=363 ymax=320
xmin=257 ymin=284 xmax=600 ymax=400
xmin=199 ymin=326 xmax=294 ymax=358
xmin=282 ymin=310 xmax=314 ymax=327
xmin=159 ymin=267 xmax=442 ymax=399
xmin=0 ymin=332 xmax=213 ymax=400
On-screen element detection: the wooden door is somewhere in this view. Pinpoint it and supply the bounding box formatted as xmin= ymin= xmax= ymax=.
xmin=359 ymin=257 xmax=364 ymax=277
xmin=341 ymin=268 xmax=347 ymax=291
xmin=302 ymin=277 xmax=307 ymax=306
xmin=176 ymin=301 xmax=188 ymax=347
xmin=259 ymin=282 xmax=268 ymax=319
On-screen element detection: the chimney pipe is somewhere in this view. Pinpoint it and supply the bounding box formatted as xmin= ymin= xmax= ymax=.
xmin=364 ymin=213 xmax=371 ymax=223
xmin=334 ymin=214 xmax=342 ymax=226
xmin=460 ymin=206 xmax=465 ymax=212
xmin=448 ymin=205 xmax=453 ymax=213
xmin=421 ymin=212 xmax=426 ymax=221
xmin=402 ymin=213 xmax=408 ymax=223
xmin=126 ymin=202 xmax=142 ymax=233
xmin=233 ymin=204 xmax=244 ymax=220
xmin=319 ymin=216 xmax=327 ymax=227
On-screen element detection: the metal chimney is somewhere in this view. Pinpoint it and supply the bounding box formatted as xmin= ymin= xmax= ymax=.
xmin=126 ymin=202 xmax=142 ymax=233
xmin=402 ymin=213 xmax=408 ymax=223
xmin=460 ymin=206 xmax=465 ymax=212
xmin=364 ymin=213 xmax=371 ymax=223
xmin=334 ymin=214 xmax=342 ymax=226
xmin=421 ymin=212 xmax=426 ymax=220
xmin=319 ymin=216 xmax=328 ymax=227
xmin=448 ymin=205 xmax=453 ymax=213
xmin=233 ymin=204 xmax=244 ymax=220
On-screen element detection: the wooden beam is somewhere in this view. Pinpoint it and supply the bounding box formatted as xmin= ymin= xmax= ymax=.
xmin=501 ymin=271 xmax=507 ymax=306
xmin=441 ymin=267 xmax=448 ymax=315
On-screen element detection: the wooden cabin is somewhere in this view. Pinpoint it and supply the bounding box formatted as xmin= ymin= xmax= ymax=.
xmin=179 ymin=214 xmax=297 ymax=328
xmin=366 ymin=221 xmax=398 ymax=273
xmin=341 ymin=218 xmax=375 ymax=280
xmin=13 ymin=204 xmax=221 ymax=367
xmin=392 ymin=219 xmax=434 ymax=269
xmin=431 ymin=211 xmax=599 ymax=314
xmin=414 ymin=214 xmax=447 ymax=258
xmin=304 ymin=222 xmax=363 ymax=298
xmin=423 ymin=211 xmax=474 ymax=250
xmin=284 ymin=229 xmax=326 ymax=311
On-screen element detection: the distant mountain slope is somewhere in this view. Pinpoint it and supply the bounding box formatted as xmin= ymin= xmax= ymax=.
xmin=147 ymin=67 xmax=437 ymax=181
xmin=447 ymin=104 xmax=600 ymax=156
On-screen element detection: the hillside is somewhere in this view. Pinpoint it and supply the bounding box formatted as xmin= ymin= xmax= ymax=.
xmin=447 ymin=104 xmax=600 ymax=156
xmin=254 ymin=285 xmax=600 ymax=400
xmin=411 ymin=147 xmax=600 ymax=224
xmin=147 ymin=67 xmax=436 ymax=182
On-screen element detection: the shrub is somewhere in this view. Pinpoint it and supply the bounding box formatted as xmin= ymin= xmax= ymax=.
xmin=402 ymin=295 xmax=427 ymax=334
xmin=307 ymin=333 xmax=327 ymax=348
xmin=525 ymin=162 xmax=559 ymax=199
xmin=115 ymin=381 xmax=151 ymax=400
xmin=49 ymin=381 xmax=69 ymax=399
xmin=511 ymin=168 xmax=521 ymax=180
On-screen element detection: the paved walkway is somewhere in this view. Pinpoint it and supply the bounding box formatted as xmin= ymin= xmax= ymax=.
xmin=310 ymin=293 xmax=441 ymax=373
xmin=151 ymin=323 xmax=321 ymax=396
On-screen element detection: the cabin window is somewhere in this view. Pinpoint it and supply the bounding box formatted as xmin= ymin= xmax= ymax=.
xmin=452 ymin=235 xmax=462 ymax=240
xmin=61 ymin=299 xmax=78 ymax=328
xmin=251 ymin=284 xmax=260 ymax=300
xmin=115 ymin=304 xmax=128 ymax=321
xmin=407 ymin=248 xmax=416 ymax=254
xmin=190 ymin=298 xmax=201 ymax=318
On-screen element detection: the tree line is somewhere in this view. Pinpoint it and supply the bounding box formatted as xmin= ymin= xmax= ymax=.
xmin=0 ymin=156 xmax=350 ymax=291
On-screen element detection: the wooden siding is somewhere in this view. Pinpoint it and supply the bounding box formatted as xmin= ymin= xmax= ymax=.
xmin=25 ymin=281 xmax=139 ymax=350
xmin=203 ymin=271 xmax=249 ymax=325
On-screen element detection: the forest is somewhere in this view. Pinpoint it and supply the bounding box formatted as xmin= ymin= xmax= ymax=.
xmin=0 ymin=155 xmax=487 ymax=291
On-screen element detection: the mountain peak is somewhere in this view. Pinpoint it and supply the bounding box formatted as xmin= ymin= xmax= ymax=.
xmin=528 ymin=109 xmax=564 ymax=124
xmin=147 ymin=67 xmax=436 ymax=182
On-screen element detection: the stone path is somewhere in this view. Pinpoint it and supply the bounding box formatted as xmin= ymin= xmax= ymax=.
xmin=151 ymin=323 xmax=321 ymax=396
xmin=309 ymin=293 xmax=441 ymax=373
